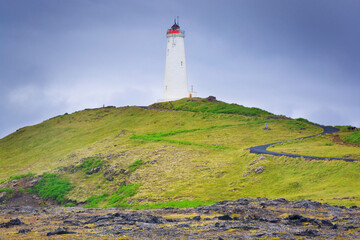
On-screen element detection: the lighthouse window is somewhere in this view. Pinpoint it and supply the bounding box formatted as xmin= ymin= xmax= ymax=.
xmin=181 ymin=61 xmax=183 ymax=66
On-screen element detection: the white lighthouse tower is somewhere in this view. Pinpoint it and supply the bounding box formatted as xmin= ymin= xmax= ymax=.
xmin=161 ymin=19 xmax=192 ymax=102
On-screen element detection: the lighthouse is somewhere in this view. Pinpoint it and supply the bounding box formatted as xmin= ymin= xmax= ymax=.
xmin=161 ymin=19 xmax=193 ymax=102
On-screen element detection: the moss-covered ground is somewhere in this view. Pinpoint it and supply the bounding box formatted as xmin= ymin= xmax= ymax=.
xmin=0 ymin=97 xmax=359 ymax=208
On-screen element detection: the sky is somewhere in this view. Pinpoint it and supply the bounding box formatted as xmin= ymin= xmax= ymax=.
xmin=0 ymin=0 xmax=359 ymax=138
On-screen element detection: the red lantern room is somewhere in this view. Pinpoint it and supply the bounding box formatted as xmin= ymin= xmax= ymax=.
xmin=167 ymin=18 xmax=183 ymax=35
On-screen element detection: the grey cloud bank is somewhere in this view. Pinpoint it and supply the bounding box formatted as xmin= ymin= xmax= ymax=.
xmin=1 ymin=0 xmax=359 ymax=138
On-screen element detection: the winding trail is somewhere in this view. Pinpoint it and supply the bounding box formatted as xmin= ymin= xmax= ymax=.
xmin=138 ymin=106 xmax=359 ymax=162
xmin=248 ymin=125 xmax=360 ymax=162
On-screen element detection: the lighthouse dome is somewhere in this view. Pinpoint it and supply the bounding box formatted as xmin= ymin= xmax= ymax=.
xmin=171 ymin=23 xmax=180 ymax=29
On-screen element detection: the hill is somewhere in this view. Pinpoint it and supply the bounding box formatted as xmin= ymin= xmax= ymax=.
xmin=0 ymin=97 xmax=360 ymax=208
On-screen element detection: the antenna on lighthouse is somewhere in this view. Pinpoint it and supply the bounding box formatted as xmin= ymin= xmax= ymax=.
xmin=177 ymin=16 xmax=179 ymax=25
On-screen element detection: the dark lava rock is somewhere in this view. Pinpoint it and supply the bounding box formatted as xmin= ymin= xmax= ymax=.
xmin=235 ymin=198 xmax=250 ymax=205
xmin=294 ymin=199 xmax=322 ymax=209
xmin=215 ymin=222 xmax=226 ymax=228
xmin=86 ymin=167 xmax=100 ymax=175
xmin=295 ymin=229 xmax=319 ymax=236
xmin=0 ymin=218 xmax=23 ymax=228
xmin=0 ymin=192 xmax=6 ymax=202
xmin=177 ymin=224 xmax=190 ymax=228
xmin=106 ymin=175 xmax=114 ymax=181
xmin=192 ymin=216 xmax=201 ymax=221
xmin=287 ymin=214 xmax=303 ymax=220
xmin=64 ymin=220 xmax=82 ymax=226
xmin=47 ymin=228 xmax=77 ymax=236
xmin=207 ymin=96 xmax=217 ymax=102
xmin=85 ymin=214 xmax=112 ymax=224
xmin=321 ymin=219 xmax=334 ymax=226
xmin=144 ymin=216 xmax=162 ymax=224
xmin=218 ymin=215 xmax=232 ymax=221
xmin=18 ymin=228 xmax=31 ymax=234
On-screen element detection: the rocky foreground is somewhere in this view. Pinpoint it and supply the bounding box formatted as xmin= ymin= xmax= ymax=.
xmin=0 ymin=198 xmax=359 ymax=239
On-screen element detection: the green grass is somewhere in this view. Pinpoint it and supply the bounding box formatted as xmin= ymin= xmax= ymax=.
xmin=130 ymin=122 xmax=267 ymax=150
xmin=8 ymin=172 xmax=35 ymax=182
xmin=64 ymin=202 xmax=76 ymax=207
xmin=28 ymin=173 xmax=73 ymax=203
xmin=0 ymin=188 xmax=14 ymax=195
xmin=343 ymin=131 xmax=360 ymax=145
xmin=85 ymin=184 xmax=139 ymax=208
xmin=151 ymin=97 xmax=273 ymax=116
xmin=79 ymin=157 xmax=103 ymax=173
xmin=128 ymin=159 xmax=144 ymax=172
xmin=85 ymin=194 xmax=109 ymax=208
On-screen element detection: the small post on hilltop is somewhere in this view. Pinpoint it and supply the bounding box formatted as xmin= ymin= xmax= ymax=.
xmin=265 ymin=123 xmax=268 ymax=130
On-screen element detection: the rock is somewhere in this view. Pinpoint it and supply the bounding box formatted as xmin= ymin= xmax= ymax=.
xmin=321 ymin=219 xmax=334 ymax=226
xmin=86 ymin=167 xmax=100 ymax=175
xmin=218 ymin=215 xmax=232 ymax=221
xmin=177 ymin=224 xmax=190 ymax=228
xmin=214 ymin=222 xmax=226 ymax=228
xmin=18 ymin=228 xmax=31 ymax=234
xmin=192 ymin=216 xmax=201 ymax=221
xmin=254 ymin=165 xmax=265 ymax=174
xmin=294 ymin=199 xmax=322 ymax=209
xmin=64 ymin=220 xmax=82 ymax=226
xmin=27 ymin=179 xmax=40 ymax=187
xmin=207 ymin=96 xmax=217 ymax=102
xmin=144 ymin=216 xmax=162 ymax=224
xmin=236 ymin=198 xmax=250 ymax=205
xmin=295 ymin=229 xmax=319 ymax=236
xmin=0 ymin=191 xmax=7 ymax=202
xmin=250 ymin=156 xmax=266 ymax=165
xmin=135 ymin=222 xmax=154 ymax=229
xmin=106 ymin=176 xmax=114 ymax=181
xmin=85 ymin=215 xmax=112 ymax=224
xmin=47 ymin=228 xmax=77 ymax=236
xmin=0 ymin=218 xmax=23 ymax=228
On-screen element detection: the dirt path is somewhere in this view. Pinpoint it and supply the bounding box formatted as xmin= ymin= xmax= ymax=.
xmin=248 ymin=125 xmax=360 ymax=161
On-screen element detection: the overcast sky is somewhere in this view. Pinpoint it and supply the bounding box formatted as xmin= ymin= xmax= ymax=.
xmin=1 ymin=0 xmax=359 ymax=138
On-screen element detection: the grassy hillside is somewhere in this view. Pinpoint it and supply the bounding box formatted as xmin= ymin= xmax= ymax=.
xmin=1 ymin=97 xmax=359 ymax=207
xmin=343 ymin=131 xmax=360 ymax=145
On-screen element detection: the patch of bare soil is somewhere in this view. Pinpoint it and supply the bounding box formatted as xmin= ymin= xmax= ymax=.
xmin=333 ymin=134 xmax=360 ymax=148
xmin=1 ymin=198 xmax=359 ymax=239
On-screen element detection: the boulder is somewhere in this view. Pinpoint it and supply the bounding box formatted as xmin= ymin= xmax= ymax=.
xmin=207 ymin=96 xmax=217 ymax=102
xmin=0 ymin=218 xmax=23 ymax=228
xmin=86 ymin=167 xmax=100 ymax=175
xmin=27 ymin=178 xmax=40 ymax=188
xmin=18 ymin=228 xmax=31 ymax=234
xmin=250 ymin=156 xmax=266 ymax=165
xmin=218 ymin=215 xmax=232 ymax=221
xmin=0 ymin=191 xmax=7 ymax=202
xmin=254 ymin=166 xmax=265 ymax=174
